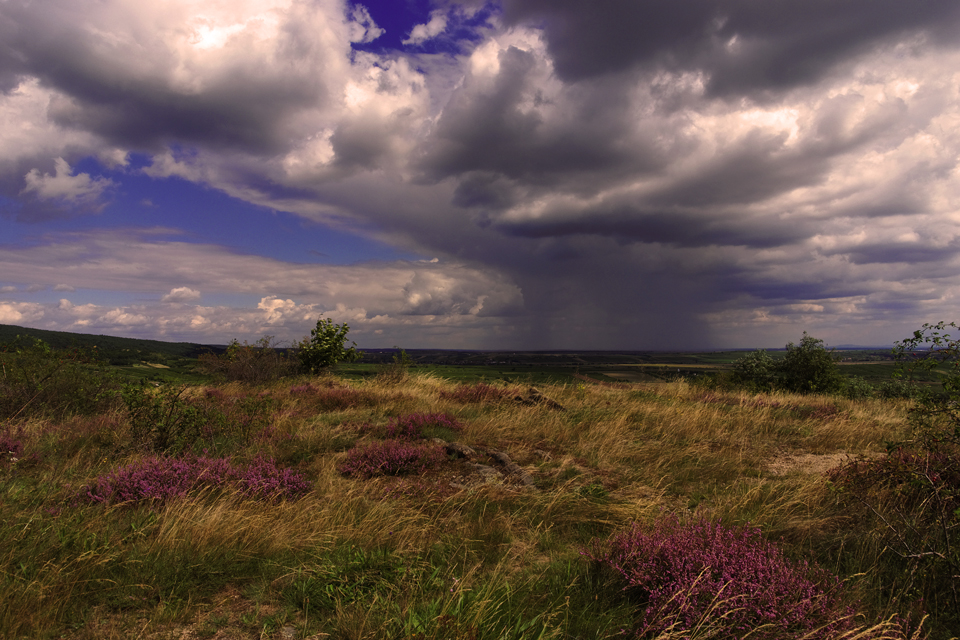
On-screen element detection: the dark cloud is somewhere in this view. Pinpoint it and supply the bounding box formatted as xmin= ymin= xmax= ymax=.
xmin=830 ymin=241 xmax=960 ymax=265
xmin=417 ymin=46 xmax=657 ymax=184
xmin=0 ymin=0 xmax=333 ymax=154
xmin=451 ymin=172 xmax=517 ymax=210
xmin=499 ymin=207 xmax=812 ymax=249
xmin=500 ymin=0 xmax=960 ymax=93
xmin=738 ymin=280 xmax=872 ymax=302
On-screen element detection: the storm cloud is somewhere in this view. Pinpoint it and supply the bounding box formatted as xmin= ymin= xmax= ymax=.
xmin=1 ymin=0 xmax=960 ymax=348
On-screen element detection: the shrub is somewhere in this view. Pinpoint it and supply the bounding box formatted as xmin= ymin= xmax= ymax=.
xmin=122 ymin=383 xmax=211 ymax=453
xmin=338 ymin=440 xmax=445 ymax=478
xmin=731 ymin=333 xmax=845 ymax=395
xmin=584 ymin=515 xmax=872 ymax=640
xmin=0 ymin=337 xmax=120 ymax=420
xmin=297 ymin=317 xmax=362 ymax=374
xmin=778 ymin=333 xmax=846 ymax=394
xmin=831 ymin=321 xmax=960 ymax=633
xmin=440 ymin=382 xmax=514 ymax=403
xmin=197 ymin=336 xmax=300 ymax=382
xmin=842 ymin=375 xmax=875 ymax=400
xmin=875 ymin=377 xmax=923 ymax=399
xmin=731 ymin=349 xmax=777 ymax=391
xmin=80 ymin=454 xmax=311 ymax=505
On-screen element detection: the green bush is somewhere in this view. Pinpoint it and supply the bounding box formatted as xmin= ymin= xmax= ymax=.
xmin=122 ymin=383 xmax=211 ymax=453
xmin=841 ymin=375 xmax=874 ymax=400
xmin=731 ymin=349 xmax=777 ymax=391
xmin=0 ymin=337 xmax=120 ymax=420
xmin=197 ymin=336 xmax=300 ymax=383
xmin=732 ymin=333 xmax=844 ymax=395
xmin=778 ymin=333 xmax=845 ymax=394
xmin=297 ymin=317 xmax=362 ymax=374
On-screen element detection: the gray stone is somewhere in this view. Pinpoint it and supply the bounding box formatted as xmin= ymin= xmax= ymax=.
xmin=445 ymin=442 xmax=477 ymax=459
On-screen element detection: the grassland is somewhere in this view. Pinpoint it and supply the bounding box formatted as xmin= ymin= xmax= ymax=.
xmin=1 ymin=326 xmax=952 ymax=639
xmin=2 ymin=366 xmax=946 ymax=639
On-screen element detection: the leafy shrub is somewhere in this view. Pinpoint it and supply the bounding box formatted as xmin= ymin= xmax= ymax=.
xmin=732 ymin=333 xmax=845 ymax=395
xmin=197 ymin=336 xmax=300 ymax=382
xmin=831 ymin=448 xmax=960 ymax=598
xmin=731 ymin=349 xmax=778 ymax=391
xmin=843 ymin=375 xmax=875 ymax=400
xmin=122 ymin=383 xmax=211 ymax=453
xmin=830 ymin=322 xmax=960 ymax=633
xmin=338 ymin=440 xmax=445 ymax=478
xmin=875 ymin=378 xmax=924 ymax=399
xmin=0 ymin=337 xmax=120 ymax=420
xmin=123 ymin=384 xmax=278 ymax=453
xmin=297 ymin=317 xmax=362 ymax=373
xmin=585 ymin=515 xmax=875 ymax=640
xmin=440 ymin=382 xmax=514 ymax=403
xmin=80 ymin=454 xmax=311 ymax=505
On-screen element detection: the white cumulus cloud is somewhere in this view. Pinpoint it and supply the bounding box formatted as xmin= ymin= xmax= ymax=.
xmin=20 ymin=158 xmax=114 ymax=211
xmin=403 ymin=10 xmax=447 ymax=45
xmin=162 ymin=287 xmax=202 ymax=303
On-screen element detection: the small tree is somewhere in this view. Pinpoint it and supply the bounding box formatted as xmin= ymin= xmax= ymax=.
xmin=777 ymin=332 xmax=844 ymax=394
xmin=297 ymin=317 xmax=362 ymax=374
xmin=731 ymin=349 xmax=777 ymax=391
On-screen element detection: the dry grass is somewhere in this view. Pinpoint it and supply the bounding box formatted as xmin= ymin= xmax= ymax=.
xmin=0 ymin=373 xmax=942 ymax=640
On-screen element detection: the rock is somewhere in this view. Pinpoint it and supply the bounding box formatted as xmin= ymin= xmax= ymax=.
xmin=488 ymin=450 xmax=536 ymax=487
xmin=445 ymin=442 xmax=477 ymax=459
xmin=514 ymin=387 xmax=565 ymax=411
xmin=527 ymin=388 xmax=566 ymax=411
xmin=467 ymin=463 xmax=503 ymax=480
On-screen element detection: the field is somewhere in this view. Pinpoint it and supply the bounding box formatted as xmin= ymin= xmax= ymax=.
xmin=1 ymin=326 xmax=956 ymax=639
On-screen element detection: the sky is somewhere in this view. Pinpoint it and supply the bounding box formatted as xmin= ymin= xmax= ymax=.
xmin=1 ymin=0 xmax=960 ymax=350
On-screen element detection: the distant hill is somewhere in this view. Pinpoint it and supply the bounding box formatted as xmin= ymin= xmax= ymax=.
xmin=0 ymin=324 xmax=222 ymax=365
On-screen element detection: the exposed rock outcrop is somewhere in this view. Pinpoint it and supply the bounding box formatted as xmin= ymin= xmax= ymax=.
xmin=514 ymin=387 xmax=565 ymax=411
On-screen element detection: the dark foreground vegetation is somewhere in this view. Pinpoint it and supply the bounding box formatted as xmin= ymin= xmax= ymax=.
xmin=1 ymin=321 xmax=959 ymax=639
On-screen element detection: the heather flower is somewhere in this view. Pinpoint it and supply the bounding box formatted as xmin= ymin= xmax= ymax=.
xmin=359 ymin=412 xmax=464 ymax=441
xmin=585 ymin=515 xmax=871 ymax=640
xmin=338 ymin=440 xmax=445 ymax=478
xmin=293 ymin=386 xmax=376 ymax=411
xmin=80 ymin=454 xmax=311 ymax=506
xmin=385 ymin=412 xmax=463 ymax=439
xmin=288 ymin=383 xmax=315 ymax=395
